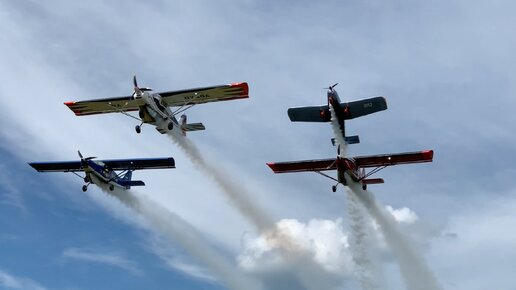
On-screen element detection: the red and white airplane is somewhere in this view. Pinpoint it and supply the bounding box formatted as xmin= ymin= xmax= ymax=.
xmin=65 ymin=76 xmax=249 ymax=138
xmin=267 ymin=85 xmax=433 ymax=192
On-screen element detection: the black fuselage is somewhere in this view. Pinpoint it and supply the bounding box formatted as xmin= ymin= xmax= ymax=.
xmin=328 ymin=88 xmax=345 ymax=138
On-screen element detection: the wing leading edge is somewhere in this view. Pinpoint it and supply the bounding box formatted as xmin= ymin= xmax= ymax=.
xmin=29 ymin=161 xmax=83 ymax=172
xmin=29 ymin=157 xmax=175 ymax=172
xmin=353 ymin=150 xmax=434 ymax=168
xmin=64 ymin=96 xmax=143 ymax=116
xmin=160 ymin=82 xmax=249 ymax=106
xmin=267 ymin=158 xmax=337 ymax=173
xmin=102 ymin=157 xmax=176 ymax=170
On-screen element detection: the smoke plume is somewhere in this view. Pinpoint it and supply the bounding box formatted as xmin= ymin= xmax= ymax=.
xmin=89 ymin=175 xmax=263 ymax=290
xmin=167 ymin=134 xmax=341 ymax=290
xmin=348 ymin=183 xmax=443 ymax=290
xmin=346 ymin=189 xmax=380 ymax=290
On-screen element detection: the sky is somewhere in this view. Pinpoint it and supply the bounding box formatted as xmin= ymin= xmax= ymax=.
xmin=1 ymin=1 xmax=516 ymax=289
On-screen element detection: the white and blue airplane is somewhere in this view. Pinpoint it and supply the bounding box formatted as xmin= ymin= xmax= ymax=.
xmin=29 ymin=151 xmax=175 ymax=192
xmin=64 ymin=76 xmax=249 ymax=137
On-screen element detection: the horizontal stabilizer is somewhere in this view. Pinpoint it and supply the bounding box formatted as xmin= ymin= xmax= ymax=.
xmin=119 ymin=180 xmax=145 ymax=187
xmin=267 ymin=158 xmax=337 ymax=173
xmin=182 ymin=122 xmax=206 ymax=132
xmin=345 ymin=135 xmax=360 ymax=144
xmin=362 ymin=178 xmax=384 ymax=184
xmin=331 ymin=135 xmax=360 ymax=146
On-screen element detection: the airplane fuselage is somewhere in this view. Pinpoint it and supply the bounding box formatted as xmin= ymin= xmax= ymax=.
xmin=83 ymin=160 xmax=127 ymax=190
xmin=328 ymin=88 xmax=346 ymax=139
xmin=137 ymin=91 xmax=183 ymax=137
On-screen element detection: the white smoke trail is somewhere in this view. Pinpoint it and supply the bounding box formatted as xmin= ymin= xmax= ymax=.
xmin=168 ymin=134 xmax=274 ymax=231
xmin=348 ymin=183 xmax=443 ymax=290
xmin=345 ymin=189 xmax=379 ymax=290
xmin=89 ymin=176 xmax=263 ymax=290
xmin=329 ymin=103 xmax=347 ymax=157
xmin=167 ymin=134 xmax=340 ymax=290
xmin=329 ymin=101 xmax=379 ymax=289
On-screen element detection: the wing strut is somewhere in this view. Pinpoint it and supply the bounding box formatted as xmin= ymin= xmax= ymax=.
xmin=107 ymin=103 xmax=143 ymax=122
xmin=315 ymin=171 xmax=339 ymax=182
xmin=172 ymin=103 xmax=195 ymax=116
xmin=360 ymin=166 xmax=387 ymax=180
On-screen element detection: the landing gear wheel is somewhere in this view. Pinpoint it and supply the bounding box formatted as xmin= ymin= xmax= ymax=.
xmin=109 ymin=184 xmax=115 ymax=191
xmin=84 ymin=176 xmax=90 ymax=183
xmin=362 ymin=184 xmax=367 ymax=190
xmin=135 ymin=125 xmax=141 ymax=134
xmin=332 ymin=185 xmax=337 ymax=192
xmin=167 ymin=122 xmax=174 ymax=130
xmin=82 ymin=185 xmax=88 ymax=192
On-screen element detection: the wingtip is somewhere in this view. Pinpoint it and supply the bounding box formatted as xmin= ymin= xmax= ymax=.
xmin=230 ymin=82 xmax=249 ymax=97
xmin=422 ymin=150 xmax=434 ymax=161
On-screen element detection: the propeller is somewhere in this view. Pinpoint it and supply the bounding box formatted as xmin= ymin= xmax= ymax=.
xmin=329 ymin=83 xmax=339 ymax=90
xmin=133 ymin=75 xmax=142 ymax=98
xmin=132 ymin=75 xmax=152 ymax=99
xmin=78 ymin=150 xmax=96 ymax=166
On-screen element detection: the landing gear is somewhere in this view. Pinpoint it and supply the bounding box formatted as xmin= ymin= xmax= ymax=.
xmin=84 ymin=176 xmax=90 ymax=183
xmin=109 ymin=184 xmax=115 ymax=191
xmin=332 ymin=185 xmax=337 ymax=192
xmin=82 ymin=185 xmax=88 ymax=192
xmin=135 ymin=125 xmax=141 ymax=134
xmin=167 ymin=122 xmax=174 ymax=130
xmin=362 ymin=184 xmax=367 ymax=190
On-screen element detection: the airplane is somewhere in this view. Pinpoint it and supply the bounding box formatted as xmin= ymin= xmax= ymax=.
xmin=287 ymin=83 xmax=388 ymax=147
xmin=267 ymin=85 xmax=433 ymax=192
xmin=29 ymin=151 xmax=175 ymax=192
xmin=64 ymin=76 xmax=249 ymax=137
xmin=267 ymin=150 xmax=434 ymax=192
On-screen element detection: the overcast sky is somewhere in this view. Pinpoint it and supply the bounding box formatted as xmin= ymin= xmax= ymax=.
xmin=1 ymin=1 xmax=516 ymax=290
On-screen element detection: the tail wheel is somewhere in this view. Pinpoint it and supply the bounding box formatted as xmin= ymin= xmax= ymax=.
xmin=109 ymin=184 xmax=115 ymax=191
xmin=135 ymin=125 xmax=141 ymax=134
xmin=332 ymin=185 xmax=337 ymax=192
xmin=362 ymin=184 xmax=367 ymax=190
xmin=167 ymin=122 xmax=174 ymax=130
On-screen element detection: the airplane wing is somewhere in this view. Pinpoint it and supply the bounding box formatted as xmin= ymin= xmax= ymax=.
xmin=344 ymin=96 xmax=387 ymax=120
xmin=353 ymin=150 xmax=434 ymax=168
xmin=288 ymin=105 xmax=330 ymax=122
xmin=29 ymin=161 xmax=83 ymax=172
xmin=64 ymin=96 xmax=145 ymax=116
xmin=159 ymin=82 xmax=249 ymax=107
xmin=267 ymin=158 xmax=337 ymax=173
xmin=287 ymin=97 xmax=387 ymax=122
xmin=101 ymin=157 xmax=176 ymax=170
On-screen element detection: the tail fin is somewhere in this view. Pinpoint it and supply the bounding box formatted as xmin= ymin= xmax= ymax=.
xmin=122 ymin=171 xmax=132 ymax=181
xmin=179 ymin=114 xmax=206 ymax=135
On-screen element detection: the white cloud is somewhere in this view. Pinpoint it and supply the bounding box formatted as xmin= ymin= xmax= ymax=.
xmin=62 ymin=248 xmax=143 ymax=276
xmin=239 ymin=218 xmax=353 ymax=275
xmin=0 ymin=269 xmax=47 ymax=290
xmin=385 ymin=206 xmax=419 ymax=224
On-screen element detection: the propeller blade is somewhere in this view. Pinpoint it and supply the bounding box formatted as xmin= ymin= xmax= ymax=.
xmin=330 ymin=83 xmax=339 ymax=90
xmin=78 ymin=150 xmax=84 ymax=159
xmin=133 ymin=75 xmax=138 ymax=89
